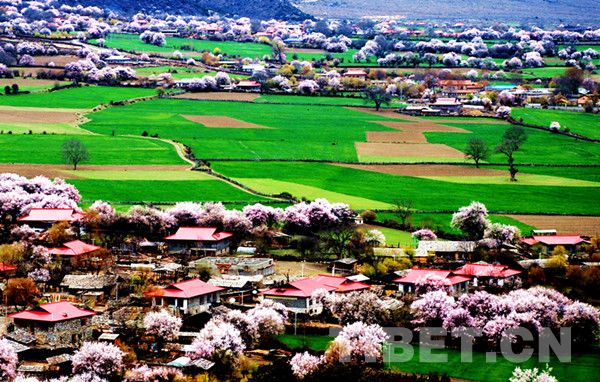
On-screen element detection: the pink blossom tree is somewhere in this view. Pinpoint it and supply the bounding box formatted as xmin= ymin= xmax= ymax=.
xmin=72 ymin=341 xmax=124 ymax=380
xmin=450 ymin=201 xmax=490 ymax=240
xmin=125 ymin=365 xmax=184 ymax=382
xmin=189 ymin=319 xmax=245 ymax=365
xmin=0 ymin=338 xmax=18 ymax=382
xmin=143 ymin=310 xmax=182 ymax=344
xmin=242 ymin=203 xmax=283 ymax=227
xmin=561 ymin=302 xmax=600 ymax=345
xmin=290 ymin=352 xmax=323 ymax=379
xmin=412 ymin=229 xmax=437 ymax=241
xmin=411 ymin=290 xmax=456 ymax=327
xmin=325 ymin=322 xmax=388 ymax=364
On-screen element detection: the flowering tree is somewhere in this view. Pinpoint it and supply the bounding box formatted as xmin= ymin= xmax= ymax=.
xmin=325 ymin=322 xmax=388 ymax=364
xmin=72 ymin=341 xmax=124 ymax=379
xmin=482 ymin=223 xmax=520 ymax=248
xmin=509 ymin=366 xmax=557 ymax=382
xmin=0 ymin=338 xmax=18 ymax=382
xmin=450 ymin=201 xmax=490 ymax=240
xmin=242 ymin=203 xmax=282 ymax=227
xmin=443 ymin=307 xmax=476 ymax=337
xmin=414 ymin=274 xmax=452 ymax=295
xmin=325 ymin=291 xmax=402 ymax=325
xmin=189 ymin=319 xmax=245 ymax=367
xmin=411 ymin=290 xmax=456 ymax=327
xmin=561 ymin=301 xmax=600 ymax=345
xmin=290 ymin=352 xmax=323 ymax=379
xmin=166 ymin=202 xmax=201 ymax=226
xmin=143 ymin=310 xmax=182 ymax=343
xmin=247 ymin=300 xmax=288 ymax=343
xmin=297 ymin=80 xmax=319 ymax=95
xmin=125 ymin=365 xmax=184 ymax=382
xmin=412 ymin=229 xmax=437 ymax=241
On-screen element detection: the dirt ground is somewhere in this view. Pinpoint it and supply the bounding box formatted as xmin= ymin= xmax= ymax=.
xmin=373 ymin=120 xmax=471 ymax=133
xmin=274 ymin=260 xmax=329 ymax=278
xmin=0 ymin=109 xmax=80 ymax=124
xmin=336 ymin=163 xmax=506 ymax=176
xmin=0 ymin=164 xmax=189 ymax=179
xmin=504 ymin=215 xmax=600 ymax=236
xmin=366 ymin=131 xmax=428 ymax=144
xmin=181 ymin=114 xmax=269 ymax=128
xmin=174 ymin=92 xmax=260 ymax=102
xmin=0 ymin=78 xmax=65 ymax=87
xmin=30 ymin=55 xmax=79 ymax=67
xmin=356 ymin=142 xmax=465 ymax=158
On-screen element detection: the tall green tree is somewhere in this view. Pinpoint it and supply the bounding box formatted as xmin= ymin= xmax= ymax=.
xmin=62 ymin=138 xmax=89 ymax=170
xmin=361 ymin=85 xmax=392 ymax=111
xmin=465 ymin=138 xmax=490 ymax=168
xmin=496 ymin=126 xmax=527 ymax=181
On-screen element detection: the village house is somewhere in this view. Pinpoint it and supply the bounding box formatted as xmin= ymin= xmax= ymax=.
xmin=145 ymin=278 xmax=225 ymax=315
xmin=60 ymin=274 xmax=119 ymax=305
xmin=328 ymin=258 xmax=359 ymax=276
xmin=429 ymin=97 xmax=463 ymax=114
xmin=164 ymin=227 xmax=232 ymax=256
xmin=0 ymin=262 xmax=17 ymax=278
xmin=438 ymin=79 xmax=484 ymax=98
xmin=343 ymin=69 xmax=368 ymax=80
xmin=193 ymin=257 xmax=275 ymax=276
xmin=261 ymin=274 xmax=370 ymax=314
xmin=7 ymin=302 xmax=95 ymax=348
xmin=49 ymin=240 xmax=103 ymax=268
xmin=17 ymin=208 xmax=84 ymax=229
xmin=234 ymin=80 xmax=262 ymax=92
xmin=454 ymin=262 xmax=522 ymax=286
xmin=393 ymin=268 xmax=471 ymax=294
xmin=521 ymin=234 xmax=589 ymax=255
xmin=414 ymin=240 xmax=477 ymax=260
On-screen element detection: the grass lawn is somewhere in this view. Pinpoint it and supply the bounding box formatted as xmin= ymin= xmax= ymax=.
xmin=363 ymin=225 xmax=414 ymax=247
xmin=0 ymin=135 xmax=184 ymax=165
xmin=386 ymin=346 xmax=600 ymax=382
xmin=510 ymin=108 xmax=600 ymax=139
xmin=68 ymin=179 xmax=268 ymax=203
xmin=0 ymin=122 xmax=91 ymax=135
xmin=0 ymin=79 xmax=70 ymax=93
xmin=0 ymin=86 xmax=157 ymax=109
xmin=276 ymin=334 xmax=333 ymax=352
xmin=520 ymin=67 xmax=568 ymax=79
xmin=255 ymin=94 xmax=404 ymax=108
xmin=211 ymin=161 xmax=600 ymax=215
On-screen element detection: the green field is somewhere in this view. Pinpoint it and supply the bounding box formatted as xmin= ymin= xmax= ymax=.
xmin=276 ymin=334 xmax=333 ymax=352
xmin=100 ymin=33 xmax=272 ymax=59
xmin=69 ymin=179 xmax=267 ymax=203
xmin=135 ymin=65 xmax=247 ymax=79
xmin=510 ymin=108 xmax=600 ymax=139
xmin=0 ymin=80 xmax=70 ymax=93
xmin=81 ymin=98 xmax=398 ymax=161
xmin=0 ymin=135 xmax=184 ymax=165
xmin=255 ymin=94 xmax=404 ymax=108
xmin=210 ymin=161 xmax=600 ymax=215
xmin=387 ymin=346 xmax=599 ymax=382
xmin=0 ymin=86 xmax=156 ymax=109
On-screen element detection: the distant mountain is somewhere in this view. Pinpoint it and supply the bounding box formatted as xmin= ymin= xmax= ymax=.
xmin=59 ymin=0 xmax=309 ymax=20
xmin=293 ymin=0 xmax=600 ymax=25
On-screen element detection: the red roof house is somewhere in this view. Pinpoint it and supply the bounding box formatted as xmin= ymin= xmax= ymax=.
xmin=18 ymin=208 xmax=84 ymax=225
xmin=393 ymin=268 xmax=471 ymax=294
xmin=262 ymin=274 xmax=370 ymax=313
xmin=455 ymin=262 xmax=522 ymax=286
xmin=165 ymin=227 xmax=233 ymax=255
xmin=8 ymin=301 xmax=95 ymax=347
xmin=145 ymin=279 xmax=224 ymax=315
xmin=521 ymin=235 xmax=589 ymax=254
xmin=49 ymin=240 xmax=102 ymax=257
xmin=0 ymin=262 xmax=17 ymax=274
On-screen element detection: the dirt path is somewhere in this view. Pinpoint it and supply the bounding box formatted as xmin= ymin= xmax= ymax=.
xmin=503 ymin=215 xmax=600 ymax=236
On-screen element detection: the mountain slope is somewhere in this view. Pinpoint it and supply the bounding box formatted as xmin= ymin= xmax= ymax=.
xmin=293 ymin=0 xmax=600 ymax=25
xmin=59 ymin=0 xmax=309 ymax=20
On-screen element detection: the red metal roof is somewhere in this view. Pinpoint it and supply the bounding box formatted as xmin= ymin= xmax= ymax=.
xmin=262 ymin=274 xmax=370 ymax=298
xmin=455 ymin=263 xmax=521 ymax=278
xmin=49 ymin=240 xmax=102 ymax=257
xmin=0 ymin=262 xmax=17 ymax=272
xmin=521 ymin=235 xmax=588 ymax=246
xmin=145 ymin=278 xmax=224 ymax=299
xmin=9 ymin=301 xmax=95 ymax=323
xmin=18 ymin=208 xmax=84 ymax=223
xmin=393 ymin=268 xmax=471 ymax=285
xmin=164 ymin=227 xmax=233 ymax=242
xmin=237 ymin=80 xmax=260 ymax=87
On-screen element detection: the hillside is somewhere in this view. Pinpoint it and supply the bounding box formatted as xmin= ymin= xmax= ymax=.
xmin=293 ymin=0 xmax=600 ymax=25
xmin=58 ymin=0 xmax=309 ymax=20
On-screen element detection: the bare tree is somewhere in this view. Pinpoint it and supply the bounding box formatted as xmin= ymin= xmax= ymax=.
xmin=62 ymin=138 xmax=89 ymax=170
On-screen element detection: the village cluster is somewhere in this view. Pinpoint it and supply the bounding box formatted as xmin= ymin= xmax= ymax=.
xmin=0 ymin=173 xmax=598 ymax=382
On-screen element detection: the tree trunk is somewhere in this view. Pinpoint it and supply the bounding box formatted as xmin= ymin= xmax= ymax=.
xmin=475 ymin=159 xmax=480 ymax=168
xmin=73 ymin=161 xmax=77 ymax=170
xmin=375 ymin=102 xmax=381 ymax=111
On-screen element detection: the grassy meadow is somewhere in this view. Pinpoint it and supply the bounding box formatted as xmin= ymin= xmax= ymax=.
xmin=510 ymin=108 xmax=600 ymax=139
